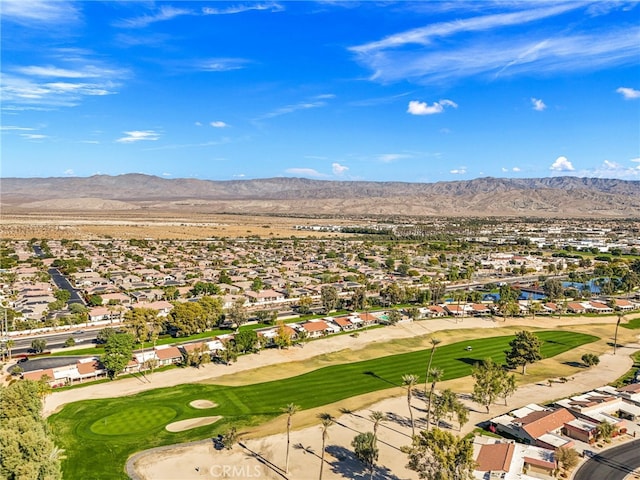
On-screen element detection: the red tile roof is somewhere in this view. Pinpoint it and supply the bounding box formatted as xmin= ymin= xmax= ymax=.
xmin=476 ymin=443 xmax=515 ymax=472
xmin=522 ymin=408 xmax=575 ymax=439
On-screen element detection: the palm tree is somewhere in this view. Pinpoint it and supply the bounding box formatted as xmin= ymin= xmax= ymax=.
xmin=402 ymin=374 xmax=419 ymax=437
xmin=318 ymin=413 xmax=334 ymax=480
xmin=282 ymin=403 xmax=300 ymax=473
xmin=426 ymin=367 xmax=443 ymax=430
xmin=369 ymin=410 xmax=386 ymax=447
xmin=613 ymin=313 xmax=625 ymax=355
xmin=424 ymin=337 xmax=441 ymax=394
xmin=6 ymin=339 xmax=14 ymax=361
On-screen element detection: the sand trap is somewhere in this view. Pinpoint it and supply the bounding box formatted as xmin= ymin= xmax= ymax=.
xmin=189 ymin=400 xmax=217 ymax=409
xmin=165 ymin=416 xmax=221 ymax=433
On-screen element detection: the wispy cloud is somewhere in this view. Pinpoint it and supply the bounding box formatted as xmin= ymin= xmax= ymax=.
xmin=116 ymin=130 xmax=161 ymax=143
xmin=350 ymin=4 xmax=639 ymax=84
xmin=114 ymin=5 xmax=193 ymax=28
xmin=256 ymin=95 xmax=334 ymax=121
xmin=202 ymin=3 xmax=284 ymax=15
xmin=450 ymin=167 xmax=467 ymax=175
xmin=20 ymin=133 xmax=48 ymax=141
xmin=3 ymin=53 xmax=126 ymax=109
xmin=377 ymin=153 xmax=412 ymax=163
xmin=531 ymin=97 xmax=546 ymax=111
xmin=407 ymin=99 xmax=457 ymax=115
xmin=580 ymin=159 xmax=640 ymax=179
xmin=1 ymin=0 xmax=80 ymax=26
xmin=196 ymin=58 xmax=251 ymax=72
xmin=210 ymin=121 xmax=229 ymax=128
xmin=550 ymin=155 xmax=575 ymax=172
xmin=285 ymin=168 xmax=328 ymax=178
xmin=616 ymin=87 xmax=640 ymax=99
xmin=0 ymin=126 xmax=36 ymax=131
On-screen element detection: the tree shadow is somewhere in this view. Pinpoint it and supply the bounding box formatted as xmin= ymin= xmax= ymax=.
xmin=456 ymin=357 xmax=481 ymax=366
xmin=383 ymin=412 xmax=414 ymax=434
xmin=562 ymin=361 xmax=585 ymax=368
xmin=326 ymin=445 xmax=402 ymax=480
xmin=239 ymin=442 xmax=288 ymax=479
xmin=362 ymin=370 xmax=399 ymax=388
xmin=293 ymin=442 xmax=317 ymax=457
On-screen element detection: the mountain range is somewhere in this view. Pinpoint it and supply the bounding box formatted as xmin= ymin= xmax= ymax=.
xmin=2 ymin=174 xmax=639 ymax=218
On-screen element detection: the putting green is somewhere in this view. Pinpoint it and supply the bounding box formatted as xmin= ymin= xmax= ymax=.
xmin=90 ymin=406 xmax=176 ymax=436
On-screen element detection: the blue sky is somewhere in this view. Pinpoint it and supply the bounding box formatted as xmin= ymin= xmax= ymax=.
xmin=2 ymin=1 xmax=639 ymax=182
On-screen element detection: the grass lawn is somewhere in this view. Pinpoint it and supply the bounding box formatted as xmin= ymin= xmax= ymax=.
xmin=49 ymin=330 xmax=596 ymax=479
xmin=622 ymin=316 xmax=640 ymax=330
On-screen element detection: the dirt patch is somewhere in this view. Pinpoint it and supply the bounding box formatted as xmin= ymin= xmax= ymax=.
xmin=165 ymin=416 xmax=221 ymax=433
xmin=189 ymin=400 xmax=217 ymax=409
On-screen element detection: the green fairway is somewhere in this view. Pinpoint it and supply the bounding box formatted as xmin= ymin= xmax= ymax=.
xmin=48 ymin=330 xmax=596 ymax=479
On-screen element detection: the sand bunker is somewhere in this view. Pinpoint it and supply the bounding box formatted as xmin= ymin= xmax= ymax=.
xmin=189 ymin=400 xmax=217 ymax=409
xmin=165 ymin=416 xmax=221 ymax=433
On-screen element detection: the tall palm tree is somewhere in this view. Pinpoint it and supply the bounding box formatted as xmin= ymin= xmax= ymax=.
xmin=426 ymin=367 xmax=444 ymax=430
xmin=318 ymin=413 xmax=334 ymax=480
xmin=402 ymin=374 xmax=419 ymax=437
xmin=282 ymin=403 xmax=300 ymax=473
xmin=6 ymin=339 xmax=14 ymax=361
xmin=424 ymin=337 xmax=441 ymax=394
xmin=369 ymin=410 xmax=386 ymax=447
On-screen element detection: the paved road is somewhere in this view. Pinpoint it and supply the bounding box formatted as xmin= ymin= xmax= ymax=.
xmin=32 ymin=244 xmax=85 ymax=305
xmin=11 ymin=329 xmax=100 ymax=356
xmin=574 ymin=439 xmax=640 ymax=480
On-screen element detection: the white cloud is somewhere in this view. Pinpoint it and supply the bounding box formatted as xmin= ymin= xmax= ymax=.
xmin=501 ymin=167 xmax=508 ymax=172
xmin=197 ymin=58 xmax=250 ymax=72
xmin=257 ymin=98 xmax=331 ymax=121
xmin=20 ymin=133 xmax=48 ymax=140
xmin=162 ymin=173 xmax=172 ymax=177
xmin=407 ymin=99 xmax=457 ymax=115
xmin=1 ymin=0 xmax=80 ymax=26
xmin=285 ymin=168 xmax=327 ymax=178
xmin=64 ymin=169 xmax=75 ymax=176
xmin=116 ymin=130 xmax=161 ymax=143
xmin=631 ymin=157 xmax=640 ymax=163
xmin=581 ymin=159 xmax=640 ymax=179
xmin=203 ymin=3 xmax=284 ymax=15
xmin=115 ymin=5 xmax=193 ymax=28
xmin=512 ymin=167 xmax=521 ymax=172
xmin=531 ymin=97 xmax=546 ymax=111
xmin=210 ymin=121 xmax=228 ymax=128
xmin=233 ymin=173 xmax=246 ymax=178
xmin=332 ymin=163 xmax=349 ymax=175
xmin=349 ymin=4 xmax=639 ymax=84
xmin=195 ymin=122 xmax=202 ymax=126
xmin=550 ymin=155 xmax=575 ymax=172
xmin=450 ymin=167 xmax=467 ymax=174
xmin=0 ymin=125 xmax=35 ymax=131
xmin=616 ymin=87 xmax=640 ymax=99
xmin=377 ymin=153 xmax=411 ymax=163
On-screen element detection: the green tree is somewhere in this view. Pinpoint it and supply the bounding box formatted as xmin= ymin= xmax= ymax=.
xmin=0 ymin=381 xmax=62 ymax=480
xmin=282 ymin=403 xmax=299 ymax=473
xmin=320 ymin=285 xmax=339 ymax=313
xmin=221 ymin=426 xmax=239 ymax=450
xmin=96 ymin=327 xmax=116 ymax=344
xmin=499 ymin=372 xmax=518 ymax=406
xmin=274 ymin=321 xmax=292 ymax=349
xmin=352 ymin=432 xmax=378 ymax=480
xmin=297 ymin=295 xmax=313 ymax=314
xmin=226 ymin=297 xmax=249 ymax=329
xmin=471 ymin=358 xmax=505 ymax=413
xmin=581 ymin=353 xmax=600 ymax=367
xmin=402 ymin=373 xmax=420 ymax=437
xmin=555 ymin=446 xmax=579 ymax=473
xmin=6 ymin=339 xmax=15 ymax=360
xmin=595 ymin=421 xmax=616 ymax=443
xmin=31 ymin=338 xmax=47 ymax=354
xmin=101 ymin=333 xmax=134 ymax=379
xmin=402 ymin=428 xmax=474 ymax=480
xmin=424 ymin=337 xmax=442 ymax=395
xmin=234 ymin=330 xmax=259 ymax=354
xmin=543 ymin=278 xmax=564 ymax=301
xmin=63 ymin=337 xmax=76 ymax=348
xmin=54 ymin=289 xmax=71 ymax=303
xmin=351 ymin=287 xmax=366 ymax=311
xmin=505 ymin=330 xmax=542 ymax=374
xmin=87 ymin=294 xmax=103 ymax=307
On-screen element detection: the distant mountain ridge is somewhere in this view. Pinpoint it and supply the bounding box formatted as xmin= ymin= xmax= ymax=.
xmin=2 ymin=174 xmax=639 ymax=217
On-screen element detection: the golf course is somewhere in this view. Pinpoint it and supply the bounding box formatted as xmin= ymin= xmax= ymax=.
xmin=48 ymin=330 xmax=597 ymax=479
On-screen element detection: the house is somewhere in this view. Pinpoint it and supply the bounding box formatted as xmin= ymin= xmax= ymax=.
xmin=491 ymin=406 xmax=575 ymax=446
xmin=471 ymin=303 xmax=492 ymax=316
xmin=586 ymin=301 xmax=613 ymax=314
xmin=613 ymin=299 xmax=637 ymax=311
xmin=427 ymin=305 xmax=447 ymax=317
xmin=333 ymin=316 xmax=356 ymax=331
xmin=154 ymin=345 xmax=183 ymax=366
xmin=566 ymin=302 xmax=587 ymax=314
xmin=473 ymin=438 xmax=556 ymax=480
xmin=300 ymin=320 xmax=330 ymax=338
xmin=357 ymin=312 xmax=378 ymax=326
